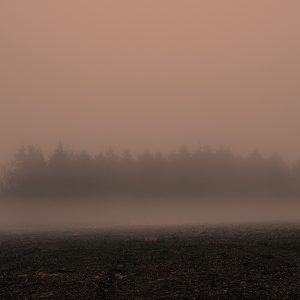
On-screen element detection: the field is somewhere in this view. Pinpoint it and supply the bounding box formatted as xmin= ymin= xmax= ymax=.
xmin=0 ymin=223 xmax=300 ymax=299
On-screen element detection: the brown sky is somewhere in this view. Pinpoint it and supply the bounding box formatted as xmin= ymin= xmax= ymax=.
xmin=1 ymin=1 xmax=300 ymax=162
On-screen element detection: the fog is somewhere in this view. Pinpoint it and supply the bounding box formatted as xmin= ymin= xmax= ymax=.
xmin=1 ymin=143 xmax=299 ymax=230
xmin=1 ymin=1 xmax=300 ymax=229
xmin=0 ymin=197 xmax=299 ymax=232
xmin=1 ymin=1 xmax=300 ymax=162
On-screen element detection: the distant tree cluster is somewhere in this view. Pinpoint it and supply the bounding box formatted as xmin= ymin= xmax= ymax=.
xmin=1 ymin=143 xmax=300 ymax=198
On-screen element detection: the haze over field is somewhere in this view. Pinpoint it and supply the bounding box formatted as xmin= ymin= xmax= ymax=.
xmin=1 ymin=1 xmax=300 ymax=163
xmin=1 ymin=4 xmax=300 ymax=299
xmin=1 ymin=1 xmax=300 ymax=227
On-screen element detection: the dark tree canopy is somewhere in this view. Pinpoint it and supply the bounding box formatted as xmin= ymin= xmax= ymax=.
xmin=1 ymin=143 xmax=300 ymax=199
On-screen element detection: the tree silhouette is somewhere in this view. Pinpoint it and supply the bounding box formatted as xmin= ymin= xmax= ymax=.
xmin=4 ymin=145 xmax=46 ymax=196
xmin=1 ymin=143 xmax=300 ymax=199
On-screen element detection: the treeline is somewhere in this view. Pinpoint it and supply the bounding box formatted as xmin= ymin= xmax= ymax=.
xmin=1 ymin=143 xmax=300 ymax=198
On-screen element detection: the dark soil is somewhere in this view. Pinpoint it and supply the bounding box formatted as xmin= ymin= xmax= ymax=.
xmin=0 ymin=223 xmax=300 ymax=299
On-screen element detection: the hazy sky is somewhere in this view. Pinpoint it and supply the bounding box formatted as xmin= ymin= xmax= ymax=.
xmin=1 ymin=1 xmax=300 ymax=162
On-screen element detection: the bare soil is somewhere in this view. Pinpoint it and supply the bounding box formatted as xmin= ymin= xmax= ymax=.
xmin=0 ymin=223 xmax=300 ymax=299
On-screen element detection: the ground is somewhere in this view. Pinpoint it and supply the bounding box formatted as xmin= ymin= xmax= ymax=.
xmin=0 ymin=223 xmax=299 ymax=299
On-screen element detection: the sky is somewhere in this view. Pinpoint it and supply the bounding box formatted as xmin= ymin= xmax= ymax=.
xmin=1 ymin=1 xmax=300 ymax=162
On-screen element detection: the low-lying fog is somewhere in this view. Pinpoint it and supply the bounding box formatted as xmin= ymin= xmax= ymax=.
xmin=0 ymin=198 xmax=299 ymax=231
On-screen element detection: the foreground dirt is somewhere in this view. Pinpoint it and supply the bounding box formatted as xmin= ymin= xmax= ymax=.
xmin=0 ymin=223 xmax=299 ymax=299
